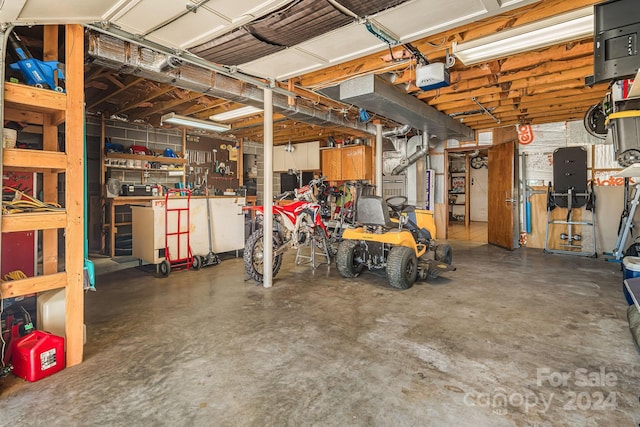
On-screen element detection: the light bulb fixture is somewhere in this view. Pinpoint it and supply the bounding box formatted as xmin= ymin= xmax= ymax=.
xmin=161 ymin=112 xmax=230 ymax=132
xmin=209 ymin=105 xmax=263 ymax=122
xmin=285 ymin=141 xmax=295 ymax=152
xmin=452 ymin=7 xmax=593 ymax=65
xmin=365 ymin=20 xmax=401 ymax=46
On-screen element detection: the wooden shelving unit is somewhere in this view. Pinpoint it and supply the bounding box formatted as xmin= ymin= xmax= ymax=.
xmin=100 ymin=124 xmax=188 ymax=257
xmin=105 ymin=152 xmax=187 ymax=165
xmin=0 ymin=25 xmax=85 ymax=367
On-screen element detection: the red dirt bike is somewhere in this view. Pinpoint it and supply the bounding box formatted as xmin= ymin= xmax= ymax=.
xmin=243 ymin=176 xmax=331 ymax=283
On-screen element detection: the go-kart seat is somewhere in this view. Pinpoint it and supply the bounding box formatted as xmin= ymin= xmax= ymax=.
xmin=402 ymin=206 xmax=432 ymax=241
xmin=356 ymin=196 xmax=396 ymax=229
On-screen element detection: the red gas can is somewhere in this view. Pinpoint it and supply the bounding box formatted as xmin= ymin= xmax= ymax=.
xmin=12 ymin=330 xmax=65 ymax=382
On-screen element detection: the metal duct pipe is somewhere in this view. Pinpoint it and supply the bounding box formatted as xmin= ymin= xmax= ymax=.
xmin=340 ymin=74 xmax=474 ymax=141
xmin=392 ymin=145 xmax=428 ymax=175
xmin=389 ymin=136 xmax=408 ymax=156
xmin=383 ymin=124 xmax=411 ymax=138
xmin=86 ymin=31 xmax=378 ymax=135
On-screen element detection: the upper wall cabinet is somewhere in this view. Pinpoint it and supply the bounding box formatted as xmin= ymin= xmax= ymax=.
xmin=321 ymin=145 xmax=372 ymax=182
xmin=273 ymin=140 xmax=320 ymax=172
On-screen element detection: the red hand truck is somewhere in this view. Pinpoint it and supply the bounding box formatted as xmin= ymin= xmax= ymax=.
xmin=159 ymin=189 xmax=195 ymax=276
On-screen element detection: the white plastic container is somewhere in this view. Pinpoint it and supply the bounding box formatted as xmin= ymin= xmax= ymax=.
xmin=3 ymin=128 xmax=17 ymax=148
xmin=37 ymin=288 xmax=86 ymax=347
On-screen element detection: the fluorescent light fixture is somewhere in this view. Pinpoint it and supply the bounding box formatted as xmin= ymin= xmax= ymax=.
xmin=209 ymin=106 xmax=263 ymax=122
xmin=452 ymin=7 xmax=593 ymax=65
xmin=161 ymin=112 xmax=230 ymax=132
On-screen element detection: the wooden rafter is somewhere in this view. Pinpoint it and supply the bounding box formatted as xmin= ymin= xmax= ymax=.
xmin=87 ymin=76 xmax=145 ymax=110
xmin=111 ymin=84 xmax=176 ymax=116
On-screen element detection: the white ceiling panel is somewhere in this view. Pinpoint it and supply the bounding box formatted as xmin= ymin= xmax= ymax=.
xmin=183 ymin=0 xmax=294 ymax=48
xmin=145 ymin=9 xmax=229 ymax=49
xmin=240 ymin=50 xmax=326 ymax=81
xmin=374 ymin=0 xmax=489 ymax=42
xmin=10 ymin=0 xmax=118 ymax=23
xmin=110 ymin=0 xmax=193 ymax=36
xmin=297 ymin=23 xmax=386 ymax=64
xmin=375 ymin=0 xmax=539 ymax=42
xmin=202 ymin=0 xmax=291 ymax=23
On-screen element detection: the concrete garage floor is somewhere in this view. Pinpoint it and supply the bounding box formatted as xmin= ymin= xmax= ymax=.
xmin=1 ymin=242 xmax=639 ymax=426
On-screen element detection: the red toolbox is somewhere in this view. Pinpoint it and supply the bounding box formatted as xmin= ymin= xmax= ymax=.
xmin=12 ymin=331 xmax=65 ymax=382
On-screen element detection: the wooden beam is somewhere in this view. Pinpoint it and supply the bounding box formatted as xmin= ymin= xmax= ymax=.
xmin=2 ymin=212 xmax=66 ymax=232
xmin=65 ymin=23 xmax=85 ymax=367
xmin=111 ymin=84 xmax=176 ymax=115
xmin=87 ymin=76 xmax=144 ymax=110
xmin=4 ymin=108 xmax=44 ymax=125
xmin=43 ymin=111 xmax=60 ymax=276
xmin=5 ymin=82 xmax=66 ymax=112
xmin=181 ymin=98 xmax=229 ymax=117
xmin=85 ymin=67 xmax=109 ymax=83
xmin=500 ymin=41 xmax=593 ymax=72
xmin=128 ymin=92 xmax=205 ymax=121
xmin=0 ymin=273 xmax=67 ymax=299
xmin=43 ymin=25 xmax=58 ymax=87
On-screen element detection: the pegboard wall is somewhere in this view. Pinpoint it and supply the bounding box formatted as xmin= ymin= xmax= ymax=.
xmin=186 ymin=135 xmax=240 ymax=194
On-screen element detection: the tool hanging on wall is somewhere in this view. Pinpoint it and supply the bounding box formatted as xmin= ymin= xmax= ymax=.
xmin=8 ymin=32 xmax=65 ymax=92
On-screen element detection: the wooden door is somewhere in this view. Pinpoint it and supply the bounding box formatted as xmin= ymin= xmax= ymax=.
xmin=488 ymin=141 xmax=519 ymax=250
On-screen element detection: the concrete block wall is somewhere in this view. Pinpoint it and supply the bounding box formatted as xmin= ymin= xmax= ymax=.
xmin=89 ymin=116 xmax=185 ymax=186
xmin=243 ymin=140 xmax=280 ymax=204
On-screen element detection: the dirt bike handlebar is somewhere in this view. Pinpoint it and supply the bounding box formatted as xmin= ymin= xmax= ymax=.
xmin=308 ymin=176 xmax=326 ymax=187
xmin=275 ymin=191 xmax=295 ymax=200
xmin=272 ymin=177 xmax=326 ymax=201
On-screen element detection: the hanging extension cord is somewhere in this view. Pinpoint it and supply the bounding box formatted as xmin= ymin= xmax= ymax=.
xmin=3 ymin=270 xmax=27 ymax=281
xmin=2 ymin=186 xmax=63 ymax=214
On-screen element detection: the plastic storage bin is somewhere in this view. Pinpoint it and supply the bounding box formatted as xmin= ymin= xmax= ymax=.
xmin=622 ymin=256 xmax=640 ymax=304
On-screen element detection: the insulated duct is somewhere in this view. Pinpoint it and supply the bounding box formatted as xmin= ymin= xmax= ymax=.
xmin=392 ymin=145 xmax=428 ymax=175
xmin=86 ymin=32 xmax=377 ymax=135
xmin=383 ymin=124 xmax=412 ymax=138
xmin=340 ymin=74 xmax=474 ymax=141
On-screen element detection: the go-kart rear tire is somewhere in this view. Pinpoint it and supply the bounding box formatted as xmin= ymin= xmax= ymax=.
xmin=387 ymin=246 xmax=417 ymax=289
xmin=435 ymin=243 xmax=453 ymax=265
xmin=244 ymin=228 xmax=283 ymax=283
xmin=336 ymin=240 xmax=365 ymax=278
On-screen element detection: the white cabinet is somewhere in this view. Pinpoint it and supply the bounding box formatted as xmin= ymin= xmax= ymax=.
xmin=194 ymin=196 xmax=246 ymax=254
xmin=273 ymin=141 xmax=320 ymax=172
xmin=132 ymin=196 xmax=246 ymax=264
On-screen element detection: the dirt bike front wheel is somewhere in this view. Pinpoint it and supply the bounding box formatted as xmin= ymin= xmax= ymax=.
xmin=244 ymin=228 xmax=284 ymax=283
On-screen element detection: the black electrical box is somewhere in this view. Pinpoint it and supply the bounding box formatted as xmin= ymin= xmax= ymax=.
xmin=121 ymin=184 xmax=152 ymax=196
xmin=594 ymin=0 xmax=640 ymax=83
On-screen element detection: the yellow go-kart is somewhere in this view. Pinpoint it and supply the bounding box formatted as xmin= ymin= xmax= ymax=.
xmin=336 ymin=195 xmax=454 ymax=289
